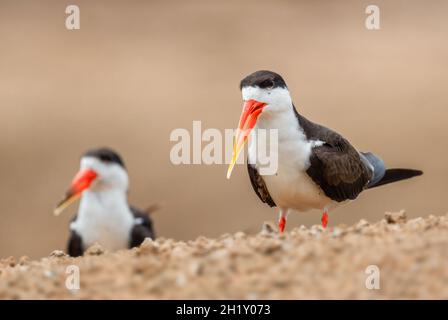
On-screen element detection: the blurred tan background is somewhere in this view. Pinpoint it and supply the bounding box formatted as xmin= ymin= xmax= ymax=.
xmin=0 ymin=0 xmax=446 ymax=259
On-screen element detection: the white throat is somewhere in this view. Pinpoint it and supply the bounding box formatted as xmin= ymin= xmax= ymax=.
xmin=70 ymin=188 xmax=134 ymax=251
xmin=249 ymin=103 xmax=312 ymax=170
xmin=246 ymin=91 xmax=331 ymax=211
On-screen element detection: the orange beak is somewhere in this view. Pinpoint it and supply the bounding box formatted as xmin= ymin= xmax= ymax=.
xmin=54 ymin=168 xmax=98 ymax=216
xmin=227 ymin=99 xmax=267 ymax=178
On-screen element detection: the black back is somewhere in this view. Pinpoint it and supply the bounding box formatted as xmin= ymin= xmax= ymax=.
xmin=294 ymin=108 xmax=373 ymax=202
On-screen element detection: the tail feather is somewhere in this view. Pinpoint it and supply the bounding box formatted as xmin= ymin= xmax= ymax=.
xmin=360 ymin=152 xmax=386 ymax=187
xmin=368 ymin=168 xmax=423 ymax=189
xmin=143 ymin=203 xmax=162 ymax=215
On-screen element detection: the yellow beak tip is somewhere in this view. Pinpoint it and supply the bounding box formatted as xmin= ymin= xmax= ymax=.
xmin=226 ymin=163 xmax=236 ymax=179
xmin=53 ymin=194 xmax=79 ymax=217
xmin=53 ymin=207 xmax=62 ymax=216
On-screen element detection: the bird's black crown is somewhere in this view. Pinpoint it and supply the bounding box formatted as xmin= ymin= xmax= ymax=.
xmin=83 ymin=147 xmax=125 ymax=168
xmin=240 ymin=70 xmax=287 ymax=90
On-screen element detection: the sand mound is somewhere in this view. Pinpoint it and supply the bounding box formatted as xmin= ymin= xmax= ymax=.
xmin=1 ymin=212 xmax=447 ymax=299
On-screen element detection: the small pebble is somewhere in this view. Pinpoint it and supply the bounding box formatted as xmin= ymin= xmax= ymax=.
xmin=385 ymin=210 xmax=407 ymax=224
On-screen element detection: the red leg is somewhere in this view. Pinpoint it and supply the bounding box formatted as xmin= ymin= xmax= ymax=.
xmin=278 ymin=208 xmax=287 ymax=233
xmin=278 ymin=216 xmax=286 ymax=233
xmin=321 ymin=211 xmax=329 ymax=229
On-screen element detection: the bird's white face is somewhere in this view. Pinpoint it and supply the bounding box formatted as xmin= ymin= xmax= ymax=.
xmin=227 ymin=85 xmax=293 ymax=178
xmin=80 ymin=156 xmax=129 ymax=192
xmin=54 ymin=155 xmax=129 ymax=216
xmin=241 ymin=86 xmax=293 ymax=116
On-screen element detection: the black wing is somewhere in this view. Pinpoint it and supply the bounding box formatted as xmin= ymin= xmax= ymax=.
xmin=67 ymin=229 xmax=84 ymax=257
xmin=67 ymin=215 xmax=84 ymax=257
xmin=295 ymin=111 xmax=373 ymax=202
xmin=247 ymin=162 xmax=276 ymax=207
xmin=129 ymin=206 xmax=155 ymax=248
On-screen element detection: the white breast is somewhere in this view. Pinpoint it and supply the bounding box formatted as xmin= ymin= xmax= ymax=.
xmin=70 ymin=190 xmax=135 ymax=251
xmin=248 ymin=107 xmax=333 ymax=212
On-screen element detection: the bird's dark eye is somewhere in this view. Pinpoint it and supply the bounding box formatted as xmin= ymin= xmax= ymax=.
xmin=259 ymin=79 xmax=275 ymax=89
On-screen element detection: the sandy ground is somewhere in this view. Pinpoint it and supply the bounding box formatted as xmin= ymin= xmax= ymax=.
xmin=0 ymin=0 xmax=447 ymax=259
xmin=0 ymin=211 xmax=446 ymax=299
